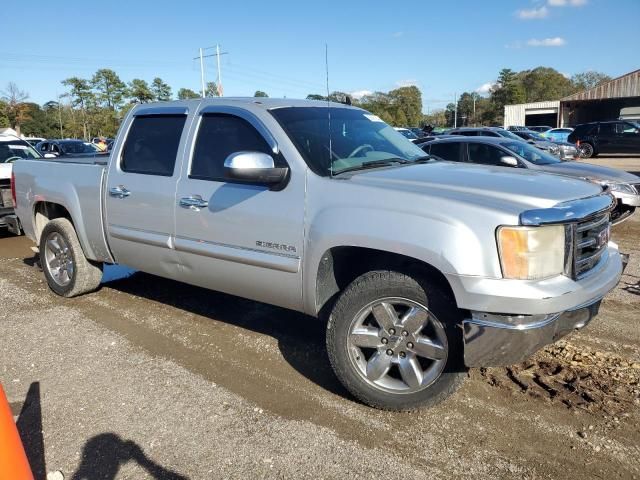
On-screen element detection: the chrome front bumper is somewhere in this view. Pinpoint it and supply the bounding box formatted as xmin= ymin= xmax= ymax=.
xmin=463 ymin=299 xmax=602 ymax=367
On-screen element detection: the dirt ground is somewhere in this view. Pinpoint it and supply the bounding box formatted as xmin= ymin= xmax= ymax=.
xmin=1 ymin=158 xmax=639 ymax=479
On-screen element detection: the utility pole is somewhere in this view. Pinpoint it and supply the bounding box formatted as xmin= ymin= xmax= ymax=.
xmin=57 ymin=95 xmax=63 ymax=138
xmin=473 ymin=95 xmax=476 ymax=126
xmin=194 ymin=45 xmax=228 ymax=97
xmin=453 ymin=92 xmax=458 ymax=128
xmin=216 ymin=44 xmax=223 ymax=96
xmin=199 ymin=48 xmax=205 ymax=97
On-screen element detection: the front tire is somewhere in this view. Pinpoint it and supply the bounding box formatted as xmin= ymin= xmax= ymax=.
xmin=326 ymin=270 xmax=466 ymax=410
xmin=39 ymin=218 xmax=103 ymax=297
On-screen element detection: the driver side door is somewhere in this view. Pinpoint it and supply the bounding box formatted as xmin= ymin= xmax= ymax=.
xmin=174 ymin=108 xmax=306 ymax=311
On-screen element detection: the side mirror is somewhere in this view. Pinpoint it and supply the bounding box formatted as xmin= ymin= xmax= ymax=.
xmin=43 ymin=153 xmax=56 ymax=159
xmin=224 ymin=151 xmax=288 ymax=186
xmin=500 ymin=156 xmax=519 ymax=167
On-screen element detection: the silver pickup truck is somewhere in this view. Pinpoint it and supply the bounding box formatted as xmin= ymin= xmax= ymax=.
xmin=13 ymin=98 xmax=624 ymax=410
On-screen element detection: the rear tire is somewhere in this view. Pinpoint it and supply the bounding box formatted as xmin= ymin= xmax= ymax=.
xmin=39 ymin=218 xmax=103 ymax=297
xmin=326 ymin=270 xmax=466 ymax=411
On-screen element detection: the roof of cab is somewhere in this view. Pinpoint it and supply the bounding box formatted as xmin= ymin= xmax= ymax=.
xmin=136 ymin=97 xmax=359 ymax=111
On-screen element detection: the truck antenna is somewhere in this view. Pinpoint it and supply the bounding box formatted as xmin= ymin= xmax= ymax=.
xmin=325 ymin=43 xmax=333 ymax=177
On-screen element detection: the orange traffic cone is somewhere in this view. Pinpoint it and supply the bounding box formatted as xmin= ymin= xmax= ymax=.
xmin=0 ymin=384 xmax=34 ymax=480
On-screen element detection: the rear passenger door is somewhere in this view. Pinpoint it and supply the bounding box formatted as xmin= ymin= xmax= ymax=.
xmin=596 ymin=123 xmax=617 ymax=153
xmin=173 ymin=107 xmax=305 ymax=311
xmin=105 ymin=106 xmax=192 ymax=278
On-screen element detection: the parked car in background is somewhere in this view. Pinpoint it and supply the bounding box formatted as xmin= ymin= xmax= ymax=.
xmin=568 ymin=120 xmax=640 ymax=158
xmin=12 ymin=98 xmax=624 ymax=410
xmin=24 ymin=137 xmax=46 ymax=147
xmin=542 ymin=128 xmax=574 ymax=143
xmin=1 ymin=135 xmax=45 ymax=233
xmin=506 ymin=126 xmax=529 ymax=132
xmin=36 ymin=139 xmax=105 ymax=158
xmin=448 ymin=126 xmax=525 ymax=141
xmin=420 ymin=136 xmax=640 ymax=224
xmin=409 ymin=127 xmax=428 ymax=139
xmin=393 ymin=127 xmax=421 ymax=143
xmin=512 ymin=129 xmax=578 ymax=161
xmin=527 ymin=126 xmax=554 ymax=133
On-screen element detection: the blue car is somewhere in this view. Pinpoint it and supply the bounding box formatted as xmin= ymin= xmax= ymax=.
xmin=542 ymin=128 xmax=574 ymax=143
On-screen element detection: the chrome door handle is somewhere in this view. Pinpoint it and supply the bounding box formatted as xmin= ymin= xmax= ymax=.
xmin=109 ymin=185 xmax=130 ymax=198
xmin=179 ymin=196 xmax=209 ymax=210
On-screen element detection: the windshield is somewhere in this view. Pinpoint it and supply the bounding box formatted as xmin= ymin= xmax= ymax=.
xmin=502 ymin=141 xmax=562 ymax=165
xmin=495 ymin=129 xmax=525 ymax=141
xmin=61 ymin=141 xmax=100 ymax=154
xmin=0 ymin=140 xmax=42 ymax=162
xmin=270 ymin=107 xmax=428 ymax=176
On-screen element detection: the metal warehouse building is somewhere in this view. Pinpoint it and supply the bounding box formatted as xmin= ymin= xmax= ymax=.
xmin=504 ymin=68 xmax=640 ymax=128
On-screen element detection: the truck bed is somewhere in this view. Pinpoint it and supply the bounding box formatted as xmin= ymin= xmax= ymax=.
xmin=12 ymin=157 xmax=113 ymax=263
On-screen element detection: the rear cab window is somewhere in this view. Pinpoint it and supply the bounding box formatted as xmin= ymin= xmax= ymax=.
xmin=121 ymin=115 xmax=187 ymax=176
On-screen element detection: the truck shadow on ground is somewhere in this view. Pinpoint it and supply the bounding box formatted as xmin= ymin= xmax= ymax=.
xmin=71 ymin=433 xmax=187 ymax=480
xmin=100 ymin=266 xmax=351 ymax=400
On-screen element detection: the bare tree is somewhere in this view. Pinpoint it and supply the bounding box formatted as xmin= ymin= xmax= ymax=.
xmin=1 ymin=82 xmax=30 ymax=135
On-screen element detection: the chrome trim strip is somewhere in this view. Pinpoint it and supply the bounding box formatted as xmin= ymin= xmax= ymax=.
xmin=198 ymin=105 xmax=279 ymax=154
xmin=108 ymin=224 xmax=172 ymax=249
xmin=133 ymin=106 xmax=189 ymax=116
xmin=519 ymin=193 xmax=615 ymax=226
xmin=174 ymin=236 xmax=300 ymax=273
xmin=465 ymin=312 xmax=561 ymax=331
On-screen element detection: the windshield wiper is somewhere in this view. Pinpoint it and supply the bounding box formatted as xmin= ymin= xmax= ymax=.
xmin=411 ymin=155 xmax=433 ymax=164
xmin=333 ymin=159 xmax=410 ymax=175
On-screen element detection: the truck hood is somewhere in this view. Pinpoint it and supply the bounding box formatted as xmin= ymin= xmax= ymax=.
xmin=0 ymin=163 xmax=11 ymax=180
xmin=347 ymin=161 xmax=603 ymax=210
xmin=536 ymin=162 xmax=640 ymax=184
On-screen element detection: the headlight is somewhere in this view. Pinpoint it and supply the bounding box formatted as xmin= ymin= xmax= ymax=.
xmin=586 ymin=179 xmax=637 ymax=195
xmin=549 ymin=145 xmax=560 ymax=154
xmin=609 ymin=183 xmax=637 ymax=195
xmin=497 ymin=225 xmax=565 ymax=280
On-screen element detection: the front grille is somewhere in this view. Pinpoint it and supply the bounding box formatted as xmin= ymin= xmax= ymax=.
xmin=633 ymin=183 xmax=640 ymax=194
xmin=573 ymin=213 xmax=610 ymax=278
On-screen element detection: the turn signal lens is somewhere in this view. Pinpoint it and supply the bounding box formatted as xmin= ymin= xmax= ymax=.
xmin=497 ymin=225 xmax=565 ymax=280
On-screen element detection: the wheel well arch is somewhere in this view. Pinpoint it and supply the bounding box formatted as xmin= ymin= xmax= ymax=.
xmin=315 ymin=246 xmax=457 ymax=319
xmin=33 ymin=201 xmax=74 ymax=243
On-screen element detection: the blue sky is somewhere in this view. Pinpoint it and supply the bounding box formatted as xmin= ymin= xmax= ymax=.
xmin=1 ymin=0 xmax=637 ymax=111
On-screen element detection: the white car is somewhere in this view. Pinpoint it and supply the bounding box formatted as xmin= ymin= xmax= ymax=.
xmin=1 ymin=134 xmax=46 ymax=233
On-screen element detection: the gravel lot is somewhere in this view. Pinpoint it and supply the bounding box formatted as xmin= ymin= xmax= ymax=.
xmin=1 ymin=156 xmax=639 ymax=479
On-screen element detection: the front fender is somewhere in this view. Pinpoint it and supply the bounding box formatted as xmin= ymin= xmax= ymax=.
xmin=302 ymin=206 xmax=502 ymax=315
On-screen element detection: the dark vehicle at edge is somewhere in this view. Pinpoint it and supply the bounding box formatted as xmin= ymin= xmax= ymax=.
xmin=567 ymin=120 xmax=640 ymax=158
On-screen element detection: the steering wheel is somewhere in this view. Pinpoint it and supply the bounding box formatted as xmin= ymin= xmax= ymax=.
xmin=4 ymin=156 xmax=21 ymax=164
xmin=348 ymin=144 xmax=374 ymax=158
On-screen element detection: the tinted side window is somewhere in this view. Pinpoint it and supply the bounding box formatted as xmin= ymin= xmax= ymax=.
xmin=429 ymin=142 xmax=462 ymax=162
xmin=598 ymin=123 xmax=615 ymax=136
xmin=190 ymin=114 xmax=274 ymax=181
xmin=121 ymin=115 xmax=186 ymax=176
xmin=468 ymin=143 xmax=506 ymax=166
xmin=483 ymin=131 xmax=500 ymax=137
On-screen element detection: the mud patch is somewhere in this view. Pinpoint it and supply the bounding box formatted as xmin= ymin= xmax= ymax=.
xmin=476 ymin=341 xmax=640 ymax=416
